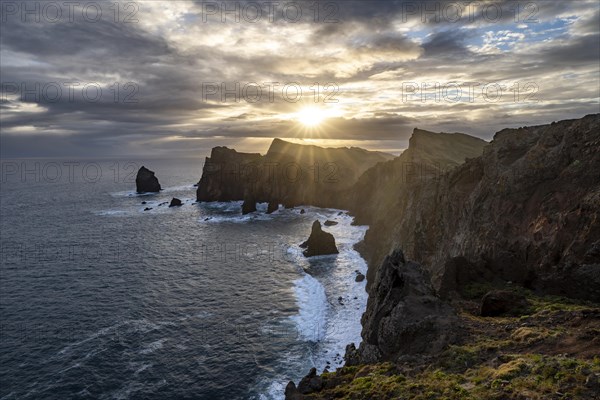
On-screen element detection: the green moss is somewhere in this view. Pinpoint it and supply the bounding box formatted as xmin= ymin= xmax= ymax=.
xmin=311 ymin=354 xmax=599 ymax=400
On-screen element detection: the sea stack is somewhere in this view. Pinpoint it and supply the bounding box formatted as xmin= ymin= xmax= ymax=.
xmin=136 ymin=166 xmax=161 ymax=193
xmin=241 ymin=190 xmax=257 ymax=215
xmin=300 ymin=220 xmax=339 ymax=257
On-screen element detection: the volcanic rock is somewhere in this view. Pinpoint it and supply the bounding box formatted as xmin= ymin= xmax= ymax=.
xmin=135 ymin=166 xmax=161 ymax=193
xmin=169 ymin=198 xmax=182 ymax=207
xmin=242 ymin=190 xmax=257 ymax=215
xmin=297 ymin=368 xmax=323 ymax=394
xmin=357 ymin=249 xmax=460 ymax=363
xmin=301 ymin=221 xmax=339 ymax=257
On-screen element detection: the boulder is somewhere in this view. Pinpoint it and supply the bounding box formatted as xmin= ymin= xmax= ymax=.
xmin=480 ymin=290 xmax=530 ymax=317
xmin=169 ymin=198 xmax=182 ymax=207
xmin=300 ymin=209 xmax=306 ymax=214
xmin=143 ymin=207 xmax=152 ymax=211
xmin=301 ymin=221 xmax=339 ymax=257
xmin=266 ymin=201 xmax=279 ymax=214
xmin=135 ymin=166 xmax=161 ymax=193
xmin=355 ymin=273 xmax=366 ymax=282
xmin=324 ymin=220 xmax=338 ymax=226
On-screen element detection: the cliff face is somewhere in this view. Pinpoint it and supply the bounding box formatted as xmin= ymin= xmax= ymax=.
xmin=196 ymin=147 xmax=262 ymax=201
xmin=349 ymin=130 xmax=488 ymax=286
xmin=361 ymin=114 xmax=600 ymax=301
xmin=196 ymin=138 xmax=393 ymax=208
xmin=352 ymin=249 xmax=460 ymax=364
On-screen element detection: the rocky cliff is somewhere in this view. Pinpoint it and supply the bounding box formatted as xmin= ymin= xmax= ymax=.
xmin=196 ymin=138 xmax=393 ymax=208
xmin=359 ymin=114 xmax=600 ymax=301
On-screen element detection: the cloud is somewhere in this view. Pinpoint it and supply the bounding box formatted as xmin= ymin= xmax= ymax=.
xmin=1 ymin=0 xmax=599 ymax=157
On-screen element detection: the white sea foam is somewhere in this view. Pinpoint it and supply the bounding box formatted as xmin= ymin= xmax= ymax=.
xmin=289 ymin=274 xmax=328 ymax=342
xmin=258 ymin=207 xmax=369 ymax=399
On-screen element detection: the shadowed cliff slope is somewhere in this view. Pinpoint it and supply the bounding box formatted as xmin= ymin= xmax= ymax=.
xmin=359 ymin=114 xmax=600 ymax=301
xmin=196 ymin=138 xmax=393 ymax=208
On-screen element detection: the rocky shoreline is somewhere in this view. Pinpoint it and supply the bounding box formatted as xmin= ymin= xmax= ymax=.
xmin=191 ymin=114 xmax=600 ymax=398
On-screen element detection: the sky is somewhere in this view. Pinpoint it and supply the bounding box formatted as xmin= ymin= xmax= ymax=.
xmin=1 ymin=0 xmax=599 ymax=157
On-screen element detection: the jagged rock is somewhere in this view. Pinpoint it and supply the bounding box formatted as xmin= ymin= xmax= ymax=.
xmin=357 ymin=249 xmax=460 ymax=363
xmin=324 ymin=220 xmax=338 ymax=226
xmin=266 ymin=201 xmax=279 ymax=214
xmin=284 ymin=381 xmax=301 ymax=400
xmin=297 ymin=368 xmax=323 ymax=394
xmin=135 ymin=166 xmax=161 ymax=193
xmin=168 ymin=198 xmax=182 ymax=207
xmin=196 ymin=139 xmax=393 ymax=207
xmin=480 ymin=290 xmax=530 ymax=317
xmin=355 ymin=273 xmax=365 ymax=282
xmin=356 ymin=114 xmax=600 ymax=302
xmin=300 ymin=209 xmax=306 ymax=214
xmin=242 ymin=192 xmax=257 ymax=215
xmin=301 ymin=221 xmax=338 ymax=257
xmin=344 ymin=343 xmax=361 ymax=366
xmin=143 ymin=207 xmax=152 ymax=211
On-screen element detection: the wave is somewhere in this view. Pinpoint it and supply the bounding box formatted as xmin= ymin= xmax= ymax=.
xmin=289 ymin=274 xmax=328 ymax=342
xmin=250 ymin=207 xmax=369 ymax=400
xmin=110 ymin=184 xmax=196 ymax=198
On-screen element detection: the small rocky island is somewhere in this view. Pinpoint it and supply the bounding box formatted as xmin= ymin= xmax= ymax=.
xmin=136 ymin=166 xmax=161 ymax=193
xmin=300 ymin=220 xmax=339 ymax=257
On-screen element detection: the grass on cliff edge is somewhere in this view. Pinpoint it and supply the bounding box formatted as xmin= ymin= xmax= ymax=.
xmin=304 ymin=287 xmax=600 ymax=400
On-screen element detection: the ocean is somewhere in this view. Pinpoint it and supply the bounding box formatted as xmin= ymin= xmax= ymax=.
xmin=0 ymin=158 xmax=368 ymax=400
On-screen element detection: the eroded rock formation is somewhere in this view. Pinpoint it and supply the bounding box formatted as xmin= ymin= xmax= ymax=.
xmin=300 ymin=220 xmax=339 ymax=257
xmin=136 ymin=166 xmax=161 ymax=193
xmin=196 ymin=138 xmax=393 ymax=208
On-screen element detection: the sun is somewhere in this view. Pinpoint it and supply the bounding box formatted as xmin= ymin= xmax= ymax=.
xmin=295 ymin=107 xmax=329 ymax=127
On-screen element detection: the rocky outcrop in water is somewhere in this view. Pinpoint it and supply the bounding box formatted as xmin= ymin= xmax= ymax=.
xmin=241 ymin=191 xmax=257 ymax=214
xmin=300 ymin=220 xmax=338 ymax=257
xmin=169 ymin=198 xmax=182 ymax=207
xmin=136 ymin=166 xmax=161 ymax=193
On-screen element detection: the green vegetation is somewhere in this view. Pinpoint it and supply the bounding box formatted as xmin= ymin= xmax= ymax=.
xmin=301 ymin=287 xmax=600 ymax=399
